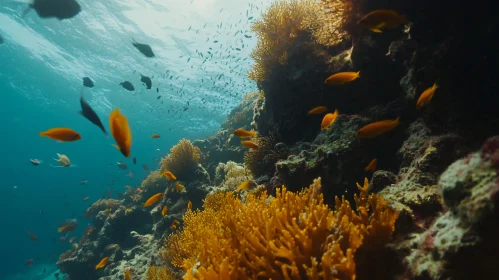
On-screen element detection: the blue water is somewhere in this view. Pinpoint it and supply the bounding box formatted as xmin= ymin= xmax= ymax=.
xmin=0 ymin=0 xmax=262 ymax=278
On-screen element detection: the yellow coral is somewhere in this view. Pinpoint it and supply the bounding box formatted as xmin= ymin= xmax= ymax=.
xmin=146 ymin=266 xmax=177 ymax=280
xmin=248 ymin=0 xmax=316 ymax=81
xmin=249 ymin=0 xmax=361 ymax=82
xmin=302 ymin=0 xmax=355 ymax=46
xmin=162 ymin=177 xmax=398 ymax=279
xmin=160 ymin=139 xmax=201 ymax=180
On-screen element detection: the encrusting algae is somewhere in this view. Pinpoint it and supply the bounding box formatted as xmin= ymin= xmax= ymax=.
xmin=160 ymin=177 xmax=398 ymax=279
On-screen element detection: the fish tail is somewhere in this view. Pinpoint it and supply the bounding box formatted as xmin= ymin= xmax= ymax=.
xmin=356 ymin=71 xmax=360 ymax=77
xmin=394 ymin=117 xmax=400 ymax=124
xmin=38 ymin=132 xmax=46 ymax=137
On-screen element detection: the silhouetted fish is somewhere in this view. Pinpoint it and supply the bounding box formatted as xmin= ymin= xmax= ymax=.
xmin=120 ymin=81 xmax=134 ymax=91
xmin=82 ymin=77 xmax=94 ymax=88
xmin=79 ymin=91 xmax=107 ymax=136
xmin=141 ymin=75 xmax=152 ymax=89
xmin=132 ymin=39 xmax=155 ymax=57
xmin=23 ymin=0 xmax=81 ymax=20
xmin=133 ymin=157 xmax=136 ymax=164
xmin=0 ymin=35 xmax=3 ymax=45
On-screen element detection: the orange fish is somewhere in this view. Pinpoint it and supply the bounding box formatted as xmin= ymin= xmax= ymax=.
xmin=356 ymin=117 xmax=400 ymax=138
xmin=307 ymin=106 xmax=327 ymax=115
xmin=143 ymin=193 xmax=164 ymax=207
xmin=234 ymin=128 xmax=257 ymax=138
xmin=150 ymin=134 xmax=160 ymax=138
xmin=321 ymin=109 xmax=339 ymax=130
xmin=364 ymin=159 xmax=378 ymax=172
xmin=162 ymin=171 xmax=177 ymax=181
xmin=58 ymin=225 xmax=76 ymax=233
xmin=187 ymin=201 xmax=192 ymax=211
xmin=124 ymin=267 xmax=131 ymax=280
xmin=39 ymin=128 xmax=81 ymax=142
xmin=358 ymin=9 xmax=406 ymax=33
xmin=416 ymin=83 xmax=438 ymax=109
xmin=324 ymin=71 xmax=360 ymax=85
xmin=175 ymin=182 xmax=185 ymax=192
xmin=109 ymin=108 xmax=132 ymax=158
xmin=241 ymin=140 xmax=259 ymax=149
xmin=237 ymin=180 xmax=255 ymax=191
xmin=161 ymin=206 xmax=168 ymax=216
xmin=95 ymin=257 xmax=109 ymax=270
xmin=58 ymin=219 xmax=78 ymax=233
xmin=27 ymin=231 xmax=38 ymax=242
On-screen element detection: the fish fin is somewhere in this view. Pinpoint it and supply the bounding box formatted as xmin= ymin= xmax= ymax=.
xmin=111 ymin=144 xmax=121 ymax=151
xmin=356 ymin=71 xmax=360 ymax=77
xmin=370 ymin=28 xmax=383 ymax=33
xmin=57 ymin=140 xmax=63 ymax=143
xmin=38 ymin=132 xmax=45 ymax=137
xmin=21 ymin=5 xmax=32 ymax=18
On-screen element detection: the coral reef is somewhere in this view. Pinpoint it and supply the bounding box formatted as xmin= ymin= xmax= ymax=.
xmin=162 ymin=177 xmax=398 ymax=279
xmin=160 ymin=139 xmax=201 ymax=181
xmin=398 ymin=137 xmax=499 ymax=279
xmin=213 ymin=161 xmax=253 ymax=190
xmin=57 ymin=0 xmax=499 ymax=278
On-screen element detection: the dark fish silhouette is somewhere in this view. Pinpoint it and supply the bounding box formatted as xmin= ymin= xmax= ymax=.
xmin=0 ymin=35 xmax=3 ymax=45
xmin=140 ymin=75 xmax=152 ymax=89
xmin=79 ymin=91 xmax=107 ymax=136
xmin=120 ymin=81 xmax=134 ymax=91
xmin=132 ymin=39 xmax=155 ymax=57
xmin=82 ymin=77 xmax=94 ymax=88
xmin=133 ymin=157 xmax=136 ymax=164
xmin=23 ymin=0 xmax=81 ymax=20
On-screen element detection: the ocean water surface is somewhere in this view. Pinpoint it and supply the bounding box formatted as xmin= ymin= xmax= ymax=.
xmin=0 ymin=0 xmax=265 ymax=278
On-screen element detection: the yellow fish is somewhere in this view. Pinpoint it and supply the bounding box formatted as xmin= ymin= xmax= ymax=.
xmin=358 ymin=9 xmax=406 ymax=33
xmin=234 ymin=128 xmax=257 ymax=138
xmin=356 ymin=117 xmax=400 ymax=138
xmin=321 ymin=109 xmax=339 ymax=130
xmin=237 ymin=180 xmax=254 ymax=191
xmin=150 ymin=134 xmax=160 ymax=138
xmin=109 ymin=108 xmax=132 ymax=158
xmin=39 ymin=128 xmax=81 ymax=142
xmin=95 ymin=257 xmax=109 ymax=270
xmin=324 ymin=71 xmax=360 ymax=85
xmin=143 ymin=193 xmax=164 ymax=207
xmin=364 ymin=159 xmax=378 ymax=172
xmin=416 ymin=83 xmax=438 ymax=109
xmin=161 ymin=206 xmax=168 ymax=216
xmin=162 ymin=171 xmax=177 ymax=181
xmin=124 ymin=267 xmax=131 ymax=280
xmin=187 ymin=201 xmax=192 ymax=211
xmin=241 ymin=140 xmax=259 ymax=149
xmin=307 ymin=106 xmax=327 ymax=115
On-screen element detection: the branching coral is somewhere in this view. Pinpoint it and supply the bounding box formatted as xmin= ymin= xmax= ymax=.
xmin=248 ymin=0 xmax=317 ymax=81
xmin=160 ymin=139 xmax=201 ymax=180
xmin=243 ymin=136 xmax=277 ymax=177
xmin=84 ymin=199 xmax=121 ymax=219
xmin=146 ymin=266 xmax=177 ymax=280
xmin=162 ymin=177 xmax=398 ymax=279
xmin=215 ymin=161 xmax=253 ymax=189
xmin=302 ymin=0 xmax=358 ymax=46
xmin=248 ymin=0 xmax=362 ymax=82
